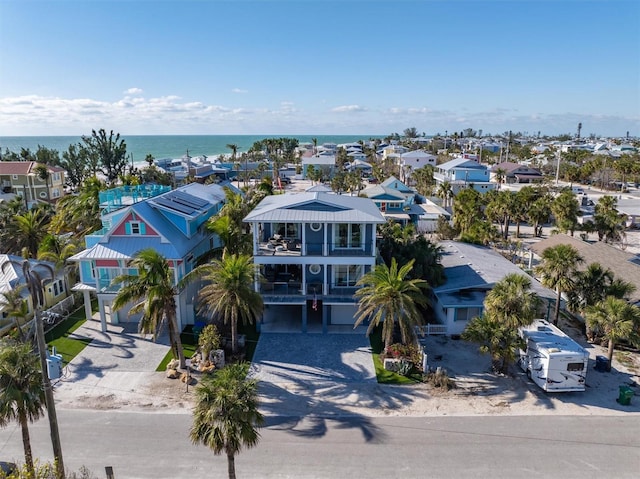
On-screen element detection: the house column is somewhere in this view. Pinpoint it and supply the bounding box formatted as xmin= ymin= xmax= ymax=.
xmin=98 ymin=297 xmax=107 ymax=332
xmin=82 ymin=290 xmax=92 ymax=322
xmin=301 ymin=304 xmax=307 ymax=333
xmin=323 ymin=223 xmax=328 ymax=256
xmin=322 ymin=305 xmax=328 ymax=334
xmin=252 ymin=223 xmax=259 ymax=255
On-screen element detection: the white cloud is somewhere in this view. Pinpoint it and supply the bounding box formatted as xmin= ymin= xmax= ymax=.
xmin=332 ymin=105 xmax=366 ymax=113
xmin=0 ymin=94 xmax=636 ymax=137
xmin=231 ymin=88 xmax=248 ymax=94
xmin=124 ymin=87 xmax=143 ymax=95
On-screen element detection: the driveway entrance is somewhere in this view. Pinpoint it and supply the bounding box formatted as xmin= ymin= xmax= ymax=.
xmin=250 ymin=332 xmax=377 ymax=416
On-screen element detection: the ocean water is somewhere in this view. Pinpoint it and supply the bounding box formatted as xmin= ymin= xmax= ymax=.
xmin=0 ymin=135 xmax=382 ymax=162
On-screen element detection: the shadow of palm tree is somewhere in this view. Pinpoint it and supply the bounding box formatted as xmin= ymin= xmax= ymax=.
xmin=250 ymin=333 xmax=432 ymax=442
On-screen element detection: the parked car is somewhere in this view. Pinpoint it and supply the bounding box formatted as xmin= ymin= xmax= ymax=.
xmin=0 ymin=462 xmax=17 ymax=475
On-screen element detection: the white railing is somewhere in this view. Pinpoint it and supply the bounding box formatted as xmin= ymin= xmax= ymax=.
xmin=415 ymin=324 xmax=448 ymax=336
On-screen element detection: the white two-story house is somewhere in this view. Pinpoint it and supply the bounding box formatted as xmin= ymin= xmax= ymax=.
xmin=244 ymin=191 xmax=385 ymax=333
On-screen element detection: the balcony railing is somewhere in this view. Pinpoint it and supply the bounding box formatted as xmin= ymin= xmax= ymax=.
xmin=256 ymin=241 xmax=372 ymax=257
xmin=258 ymin=281 xmax=357 ymax=302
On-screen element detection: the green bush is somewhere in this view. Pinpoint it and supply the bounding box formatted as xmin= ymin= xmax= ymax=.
xmin=198 ymin=324 xmax=221 ymax=360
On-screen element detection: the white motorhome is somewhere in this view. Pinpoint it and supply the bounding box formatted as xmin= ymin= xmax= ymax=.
xmin=518 ymin=319 xmax=589 ymax=392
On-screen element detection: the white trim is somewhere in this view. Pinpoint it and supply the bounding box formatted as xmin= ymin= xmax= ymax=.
xmin=309 ymin=264 xmax=321 ymax=275
xmin=310 ymin=222 xmax=322 ymax=232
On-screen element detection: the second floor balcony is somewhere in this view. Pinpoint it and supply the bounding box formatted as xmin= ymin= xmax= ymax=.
xmin=255 ymin=239 xmax=373 ymax=257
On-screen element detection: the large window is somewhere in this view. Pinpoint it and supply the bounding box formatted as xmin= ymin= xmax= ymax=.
xmin=334 ymin=223 xmax=362 ymax=248
xmin=333 ymin=265 xmax=363 ymax=287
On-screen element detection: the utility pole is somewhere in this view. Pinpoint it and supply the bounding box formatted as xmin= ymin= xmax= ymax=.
xmin=35 ymin=308 xmax=65 ymax=478
xmin=22 ymin=260 xmax=65 ymax=478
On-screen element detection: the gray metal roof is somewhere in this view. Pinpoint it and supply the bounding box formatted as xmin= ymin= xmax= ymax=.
xmin=69 ymin=237 xmax=184 ymax=262
xmin=244 ymin=192 xmax=386 ymax=224
xmin=434 ymin=241 xmax=555 ymax=301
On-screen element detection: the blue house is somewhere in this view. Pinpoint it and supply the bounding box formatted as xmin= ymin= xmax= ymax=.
xmin=70 ymin=182 xmax=235 ymax=332
xmin=434 ymin=156 xmax=495 ymax=194
xmin=244 ymin=191 xmax=385 ymax=332
xmin=360 ymin=176 xmax=416 ymax=225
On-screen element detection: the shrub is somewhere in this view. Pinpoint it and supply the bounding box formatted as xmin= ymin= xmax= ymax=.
xmin=424 ymin=367 xmax=455 ymax=390
xmin=198 ymin=324 xmax=221 ymax=360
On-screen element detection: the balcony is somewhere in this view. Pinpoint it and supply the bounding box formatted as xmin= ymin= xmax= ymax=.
xmin=258 ymin=280 xmax=357 ymax=304
xmin=255 ymin=240 xmax=372 ymax=257
xmin=99 ymin=184 xmax=171 ymax=214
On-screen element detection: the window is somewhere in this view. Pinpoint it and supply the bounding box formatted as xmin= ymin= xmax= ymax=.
xmin=52 ymin=189 xmax=60 ymax=198
xmin=52 ymin=280 xmax=64 ymax=296
xmin=126 ymin=221 xmax=146 ymax=235
xmin=309 ymin=264 xmax=321 ymax=275
xmin=334 ymin=223 xmax=362 ymax=248
xmin=567 ymin=363 xmax=584 ymax=372
xmin=12 ymin=174 xmax=18 ymax=180
xmin=273 ymin=222 xmax=299 ymax=239
xmin=455 ymin=307 xmax=481 ymax=322
xmin=333 ymin=265 xmax=362 ymax=287
xmin=310 ymin=222 xmax=322 ymax=232
xmin=52 ymin=172 xmax=61 ymax=182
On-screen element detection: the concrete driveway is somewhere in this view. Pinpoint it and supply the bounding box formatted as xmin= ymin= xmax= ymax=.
xmin=250 ymin=333 xmax=380 ymax=417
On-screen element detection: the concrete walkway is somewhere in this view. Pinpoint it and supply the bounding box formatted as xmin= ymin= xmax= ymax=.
xmin=52 ymin=317 xmax=177 ymax=411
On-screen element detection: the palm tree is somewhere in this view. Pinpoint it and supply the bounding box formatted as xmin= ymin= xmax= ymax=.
xmin=0 ymin=340 xmax=46 ymax=477
xmin=483 ymin=273 xmax=541 ymax=329
xmin=0 ymin=285 xmax=29 ymax=342
xmin=10 ymin=258 xmax=65 ymax=477
xmin=182 ymin=254 xmax=263 ymax=355
xmin=354 ymin=258 xmax=430 ymax=349
xmin=206 ymin=188 xmax=252 ymax=256
xmin=585 ymin=296 xmax=640 ymax=365
xmin=535 ymin=244 xmax=584 ymax=326
xmin=2 ymin=208 xmax=50 ymax=258
xmin=111 ymin=249 xmax=186 ymax=369
xmin=462 ymin=274 xmax=540 ymax=373
xmin=37 ymin=233 xmax=80 ymax=296
xmin=436 ymin=181 xmax=453 ymax=208
xmin=494 ymin=167 xmax=506 ymax=189
xmin=462 ymin=312 xmax=520 ymax=374
xmin=190 ymin=362 xmax=264 ymax=479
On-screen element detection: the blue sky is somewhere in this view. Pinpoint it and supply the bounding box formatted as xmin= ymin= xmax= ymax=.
xmin=1 ymin=0 xmax=638 ymax=137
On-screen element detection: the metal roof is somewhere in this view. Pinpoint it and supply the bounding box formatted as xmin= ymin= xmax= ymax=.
xmin=434 ymin=241 xmax=555 ymax=301
xmin=244 ymin=192 xmax=385 ymax=224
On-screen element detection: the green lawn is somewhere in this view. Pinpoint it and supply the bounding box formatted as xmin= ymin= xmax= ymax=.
xmin=368 ymin=325 xmax=423 ymax=385
xmin=156 ymin=321 xmax=261 ymax=372
xmin=45 ymin=308 xmax=91 ymax=365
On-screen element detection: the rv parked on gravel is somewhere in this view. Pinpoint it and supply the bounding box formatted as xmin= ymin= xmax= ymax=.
xmin=518 ymin=319 xmax=589 ymax=392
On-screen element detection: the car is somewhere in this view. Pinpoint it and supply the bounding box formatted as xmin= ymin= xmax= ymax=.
xmin=279 ymin=176 xmax=291 ymax=184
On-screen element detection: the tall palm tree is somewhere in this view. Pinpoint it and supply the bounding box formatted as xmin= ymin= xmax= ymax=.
xmin=535 ymin=244 xmax=584 ymax=326
xmin=182 ymin=254 xmax=263 ymax=355
xmin=190 ymin=362 xmax=264 ymax=479
xmin=354 ymin=258 xmax=430 ymax=349
xmin=585 ymin=296 xmax=640 ymax=364
xmin=0 ymin=340 xmax=46 ymax=477
xmin=111 ymin=249 xmax=186 ymax=368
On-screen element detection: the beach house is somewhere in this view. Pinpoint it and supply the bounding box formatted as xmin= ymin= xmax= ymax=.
xmin=434 ymin=156 xmax=495 ymax=195
xmin=0 ymin=255 xmax=71 ymax=336
xmin=69 ymin=182 xmax=235 ymax=332
xmin=244 ymin=191 xmax=385 ymax=332
xmin=0 ymin=161 xmax=66 ymax=207
xmin=431 ymin=241 xmax=555 ymax=336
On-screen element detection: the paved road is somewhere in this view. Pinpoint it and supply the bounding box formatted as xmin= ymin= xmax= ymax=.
xmin=1 ymin=411 xmax=638 ymax=479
